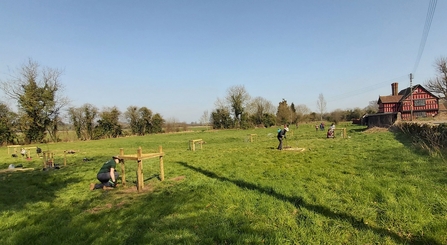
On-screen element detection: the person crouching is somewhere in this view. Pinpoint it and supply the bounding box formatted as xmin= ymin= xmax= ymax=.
xmin=90 ymin=156 xmax=120 ymax=190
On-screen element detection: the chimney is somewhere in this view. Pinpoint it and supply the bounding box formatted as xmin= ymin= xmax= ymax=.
xmin=391 ymin=82 xmax=398 ymax=96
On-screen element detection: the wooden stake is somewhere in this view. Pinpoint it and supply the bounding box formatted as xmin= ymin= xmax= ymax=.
xmin=137 ymin=147 xmax=143 ymax=191
xmin=159 ymin=145 xmax=164 ymax=181
xmin=120 ymin=148 xmax=126 ymax=186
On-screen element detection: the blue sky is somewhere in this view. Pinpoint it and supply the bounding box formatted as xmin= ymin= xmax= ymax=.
xmin=1 ymin=0 xmax=446 ymax=123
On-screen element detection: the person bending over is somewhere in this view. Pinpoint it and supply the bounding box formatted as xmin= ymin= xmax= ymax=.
xmin=277 ymin=124 xmax=289 ymax=150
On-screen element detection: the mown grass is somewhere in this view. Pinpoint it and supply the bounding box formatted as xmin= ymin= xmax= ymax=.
xmin=1 ymin=124 xmax=446 ymax=244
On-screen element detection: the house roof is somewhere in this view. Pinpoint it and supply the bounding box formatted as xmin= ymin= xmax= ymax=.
xmin=378 ymin=95 xmax=402 ymax=103
xmin=398 ymin=84 xmax=439 ymax=101
xmin=378 ymin=84 xmax=439 ymax=104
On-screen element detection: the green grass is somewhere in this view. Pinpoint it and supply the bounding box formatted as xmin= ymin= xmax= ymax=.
xmin=1 ymin=124 xmax=447 ymax=244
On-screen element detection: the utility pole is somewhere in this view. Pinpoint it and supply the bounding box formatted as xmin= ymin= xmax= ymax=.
xmin=410 ymin=73 xmax=413 ymax=121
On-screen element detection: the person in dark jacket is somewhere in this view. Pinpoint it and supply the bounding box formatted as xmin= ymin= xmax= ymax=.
xmin=90 ymin=156 xmax=120 ymax=190
xmin=277 ymin=124 xmax=289 ymax=150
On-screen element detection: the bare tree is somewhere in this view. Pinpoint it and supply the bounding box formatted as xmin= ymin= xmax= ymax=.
xmin=295 ymin=104 xmax=311 ymax=122
xmin=225 ymin=85 xmax=251 ymax=128
xmin=364 ymin=100 xmax=379 ymax=114
xmin=425 ymin=57 xmax=447 ymax=99
xmin=316 ymin=93 xmax=327 ymax=121
xmin=200 ymin=110 xmax=210 ymax=129
xmin=247 ymin=96 xmax=275 ymax=126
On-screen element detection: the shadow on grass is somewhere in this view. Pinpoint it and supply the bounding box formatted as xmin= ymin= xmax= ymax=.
xmin=176 ymin=161 xmax=441 ymax=245
xmin=0 ymin=168 xmax=79 ymax=213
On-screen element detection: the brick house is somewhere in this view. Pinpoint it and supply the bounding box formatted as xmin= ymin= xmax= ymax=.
xmin=364 ymin=83 xmax=439 ymax=127
xmin=378 ymin=82 xmax=439 ymax=120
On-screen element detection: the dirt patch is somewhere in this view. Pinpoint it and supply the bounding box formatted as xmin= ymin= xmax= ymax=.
xmin=363 ymin=127 xmax=390 ymax=133
xmin=170 ymin=175 xmax=186 ymax=181
xmin=283 ymin=147 xmax=305 ymax=152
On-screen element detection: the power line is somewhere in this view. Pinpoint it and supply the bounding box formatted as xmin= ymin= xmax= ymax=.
xmin=327 ymin=75 xmax=408 ymax=102
xmin=412 ymin=0 xmax=437 ymax=74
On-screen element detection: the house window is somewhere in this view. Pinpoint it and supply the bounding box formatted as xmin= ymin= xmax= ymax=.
xmin=414 ymin=111 xmax=426 ymax=118
xmin=414 ymin=99 xmax=426 ymax=106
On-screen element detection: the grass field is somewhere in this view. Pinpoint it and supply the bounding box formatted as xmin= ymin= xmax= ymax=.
xmin=1 ymin=124 xmax=446 ymax=244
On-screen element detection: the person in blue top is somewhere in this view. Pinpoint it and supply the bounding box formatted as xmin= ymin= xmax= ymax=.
xmin=90 ymin=156 xmax=120 ymax=190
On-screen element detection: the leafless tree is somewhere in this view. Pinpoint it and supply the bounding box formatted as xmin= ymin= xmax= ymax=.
xmin=425 ymin=57 xmax=447 ymax=99
xmin=316 ymin=93 xmax=327 ymax=121
xmin=295 ymin=104 xmax=311 ymax=122
xmin=200 ymin=110 xmax=210 ymax=128
xmin=225 ymin=85 xmax=251 ymax=128
xmin=247 ymin=96 xmax=275 ymax=126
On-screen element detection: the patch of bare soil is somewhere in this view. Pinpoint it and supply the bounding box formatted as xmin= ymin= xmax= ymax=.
xmin=283 ymin=147 xmax=305 ymax=152
xmin=363 ymin=127 xmax=390 ymax=133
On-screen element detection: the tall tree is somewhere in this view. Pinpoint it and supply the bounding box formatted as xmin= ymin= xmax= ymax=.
xmin=95 ymin=107 xmax=122 ymax=139
xmin=276 ymin=99 xmax=291 ymax=125
xmin=139 ymin=107 xmax=153 ymax=135
xmin=67 ymin=103 xmax=98 ymax=140
xmin=0 ymin=59 xmax=68 ymax=143
xmin=83 ymin=103 xmax=98 ymax=140
xmin=150 ymin=113 xmax=164 ymax=134
xmin=425 ymin=57 xmax=447 ymax=99
xmin=0 ymin=103 xmax=18 ymax=145
xmin=125 ymin=106 xmax=140 ymax=135
xmin=316 ymin=93 xmax=327 ymax=121
xmin=211 ymin=108 xmax=233 ymax=129
xmin=67 ymin=107 xmax=83 ymax=139
xmin=225 ymin=85 xmax=251 ymax=128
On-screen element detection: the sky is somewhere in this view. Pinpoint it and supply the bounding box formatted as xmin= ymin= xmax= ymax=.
xmin=0 ymin=0 xmax=446 ymax=123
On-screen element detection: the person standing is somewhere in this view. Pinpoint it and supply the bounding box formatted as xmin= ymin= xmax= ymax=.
xmin=277 ymin=124 xmax=289 ymax=150
xmin=90 ymin=156 xmax=120 ymax=190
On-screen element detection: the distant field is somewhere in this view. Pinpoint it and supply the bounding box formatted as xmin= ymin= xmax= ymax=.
xmin=1 ymin=123 xmax=446 ymax=244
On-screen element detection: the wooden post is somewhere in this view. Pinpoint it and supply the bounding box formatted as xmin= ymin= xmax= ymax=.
xmin=159 ymin=145 xmax=164 ymax=181
xmin=42 ymin=152 xmax=47 ymax=168
xmin=64 ymin=151 xmax=67 ymax=166
xmin=192 ymin=140 xmax=196 ymax=151
xmin=120 ymin=148 xmax=126 ymax=186
xmin=137 ymin=147 xmax=143 ymax=191
xmin=50 ymin=153 xmax=54 ymax=167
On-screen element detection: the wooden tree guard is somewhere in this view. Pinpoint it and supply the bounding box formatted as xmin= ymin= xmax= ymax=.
xmin=248 ymin=134 xmax=257 ymax=142
xmin=118 ymin=146 xmax=165 ymax=192
xmin=42 ymin=151 xmax=68 ymax=168
xmin=334 ymin=128 xmax=347 ymax=138
xmin=7 ymin=145 xmax=21 ymax=155
xmin=189 ymin=139 xmax=203 ymax=151
xmin=42 ymin=151 xmax=54 ymax=168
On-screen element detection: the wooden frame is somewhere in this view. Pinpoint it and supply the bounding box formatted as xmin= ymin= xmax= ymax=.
xmin=42 ymin=151 xmax=68 ymax=168
xmin=247 ymin=134 xmax=257 ymax=142
xmin=117 ymin=146 xmax=164 ymax=192
xmin=334 ymin=128 xmax=347 ymax=138
xmin=189 ymin=139 xmax=203 ymax=151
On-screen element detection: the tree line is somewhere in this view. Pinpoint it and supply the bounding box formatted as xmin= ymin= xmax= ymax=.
xmin=0 ymin=59 xmax=165 ymax=145
xmin=1 ymin=57 xmax=446 ymax=145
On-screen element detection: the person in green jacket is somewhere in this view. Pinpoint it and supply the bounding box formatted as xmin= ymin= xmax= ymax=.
xmin=90 ymin=156 xmax=120 ymax=190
